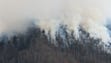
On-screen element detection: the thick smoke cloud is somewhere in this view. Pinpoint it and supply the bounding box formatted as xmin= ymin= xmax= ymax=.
xmin=0 ymin=0 xmax=111 ymax=52
xmin=36 ymin=0 xmax=111 ymax=43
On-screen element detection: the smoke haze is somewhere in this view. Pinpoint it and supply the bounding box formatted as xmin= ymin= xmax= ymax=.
xmin=0 ymin=0 xmax=111 ymax=52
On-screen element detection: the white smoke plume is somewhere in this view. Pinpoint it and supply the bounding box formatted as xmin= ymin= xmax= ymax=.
xmin=0 ymin=0 xmax=111 ymax=52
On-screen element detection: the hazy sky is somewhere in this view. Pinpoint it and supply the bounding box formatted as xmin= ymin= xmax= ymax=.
xmin=0 ymin=0 xmax=110 ymax=19
xmin=0 ymin=0 xmax=111 ymax=44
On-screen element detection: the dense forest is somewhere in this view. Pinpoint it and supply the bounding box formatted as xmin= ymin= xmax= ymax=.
xmin=0 ymin=27 xmax=111 ymax=63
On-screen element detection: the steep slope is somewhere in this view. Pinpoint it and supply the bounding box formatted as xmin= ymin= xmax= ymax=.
xmin=0 ymin=28 xmax=111 ymax=63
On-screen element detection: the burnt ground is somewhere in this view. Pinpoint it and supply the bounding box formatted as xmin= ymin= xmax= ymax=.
xmin=0 ymin=28 xmax=111 ymax=63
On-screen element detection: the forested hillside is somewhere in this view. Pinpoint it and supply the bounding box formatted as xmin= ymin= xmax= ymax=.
xmin=0 ymin=28 xmax=111 ymax=63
